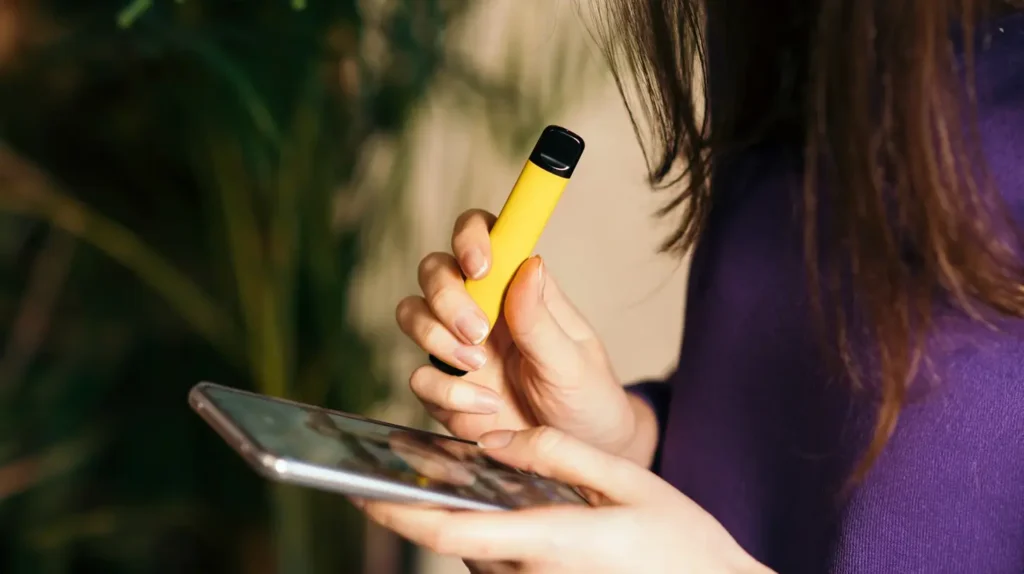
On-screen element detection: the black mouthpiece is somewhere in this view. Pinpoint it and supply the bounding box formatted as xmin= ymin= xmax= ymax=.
xmin=429 ymin=354 xmax=467 ymax=377
xmin=528 ymin=125 xmax=585 ymax=178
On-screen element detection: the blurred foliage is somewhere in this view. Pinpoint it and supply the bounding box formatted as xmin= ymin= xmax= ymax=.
xmin=0 ymin=0 xmax=602 ymax=572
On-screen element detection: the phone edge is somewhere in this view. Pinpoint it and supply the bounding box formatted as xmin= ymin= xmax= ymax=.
xmin=188 ymin=382 xmax=509 ymax=512
xmin=188 ymin=382 xmax=281 ymax=477
xmin=191 ymin=382 xmax=476 ymax=444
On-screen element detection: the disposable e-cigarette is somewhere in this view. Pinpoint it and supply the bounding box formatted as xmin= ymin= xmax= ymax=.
xmin=430 ymin=125 xmax=585 ymax=377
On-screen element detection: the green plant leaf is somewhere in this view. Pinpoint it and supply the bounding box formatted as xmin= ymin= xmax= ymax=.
xmin=0 ymin=147 xmax=242 ymax=362
xmin=116 ymin=0 xmax=153 ymax=29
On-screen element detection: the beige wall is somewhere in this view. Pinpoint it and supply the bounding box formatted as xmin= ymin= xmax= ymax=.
xmin=351 ymin=2 xmax=690 ymax=571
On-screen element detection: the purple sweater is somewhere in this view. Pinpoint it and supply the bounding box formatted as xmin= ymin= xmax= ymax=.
xmin=629 ymin=13 xmax=1024 ymax=573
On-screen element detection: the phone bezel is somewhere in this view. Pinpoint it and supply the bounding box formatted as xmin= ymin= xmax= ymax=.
xmin=189 ymin=381 xmax=583 ymax=511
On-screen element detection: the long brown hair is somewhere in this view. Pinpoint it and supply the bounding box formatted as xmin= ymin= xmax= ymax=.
xmin=596 ymin=0 xmax=1024 ymax=480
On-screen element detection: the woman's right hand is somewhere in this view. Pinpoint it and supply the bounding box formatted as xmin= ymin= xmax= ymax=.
xmin=395 ymin=209 xmax=657 ymax=466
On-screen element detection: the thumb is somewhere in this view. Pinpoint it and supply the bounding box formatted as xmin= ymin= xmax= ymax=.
xmin=477 ymin=426 xmax=665 ymax=505
xmin=503 ymin=257 xmax=581 ymax=374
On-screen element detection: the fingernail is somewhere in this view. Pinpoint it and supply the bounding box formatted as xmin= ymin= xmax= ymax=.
xmin=448 ymin=382 xmax=502 ymax=413
xmin=478 ymin=430 xmax=514 ymax=449
xmin=453 ymin=345 xmax=487 ymax=370
xmin=462 ymin=248 xmax=489 ymax=279
xmin=470 ymin=389 xmax=502 ymax=413
xmin=455 ymin=312 xmax=489 ymax=345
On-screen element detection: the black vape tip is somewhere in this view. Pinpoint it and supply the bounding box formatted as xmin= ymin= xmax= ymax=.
xmin=528 ymin=125 xmax=585 ymax=178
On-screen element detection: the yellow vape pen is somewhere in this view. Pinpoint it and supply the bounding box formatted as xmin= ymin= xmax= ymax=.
xmin=430 ymin=125 xmax=585 ymax=376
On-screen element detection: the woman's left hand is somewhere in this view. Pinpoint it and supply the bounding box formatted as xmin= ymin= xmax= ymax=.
xmin=357 ymin=426 xmax=773 ymax=574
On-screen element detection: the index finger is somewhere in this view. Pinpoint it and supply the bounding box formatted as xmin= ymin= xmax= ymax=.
xmin=363 ymin=500 xmax=598 ymax=563
xmin=451 ymin=209 xmax=497 ymax=280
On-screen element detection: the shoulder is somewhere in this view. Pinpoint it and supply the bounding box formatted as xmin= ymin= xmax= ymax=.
xmin=832 ymin=316 xmax=1024 ymax=573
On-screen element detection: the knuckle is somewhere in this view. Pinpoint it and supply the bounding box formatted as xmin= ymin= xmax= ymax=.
xmin=468 ymin=540 xmax=499 ymax=561
xmin=368 ymin=506 xmax=394 ymax=531
xmin=425 ymin=528 xmax=457 ymax=556
xmin=453 ymin=210 xmax=494 ymax=242
xmin=529 ymin=426 xmax=567 ymax=460
xmin=443 ymin=382 xmax=463 ymax=407
xmin=395 ymin=296 xmax=422 ymax=328
xmin=454 ymin=208 xmax=487 ymax=229
xmin=409 ymin=366 xmax=434 ymax=394
xmin=453 ymin=209 xmax=474 ymax=230
xmin=417 ymin=320 xmax=444 ymax=348
xmin=427 ymin=285 xmax=460 ymax=313
xmin=417 ymin=252 xmax=450 ymax=282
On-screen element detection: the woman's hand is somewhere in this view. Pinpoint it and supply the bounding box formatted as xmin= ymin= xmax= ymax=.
xmin=396 ymin=208 xmax=657 ymax=466
xmin=358 ymin=427 xmax=772 ymax=574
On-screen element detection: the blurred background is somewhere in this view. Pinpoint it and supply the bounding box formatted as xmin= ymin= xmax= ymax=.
xmin=0 ymin=0 xmax=687 ymax=572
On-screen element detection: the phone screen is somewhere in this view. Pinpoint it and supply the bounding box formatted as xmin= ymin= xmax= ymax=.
xmin=202 ymin=385 xmax=588 ymax=509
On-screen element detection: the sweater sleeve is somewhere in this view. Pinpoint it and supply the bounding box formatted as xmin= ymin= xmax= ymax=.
xmin=624 ymin=380 xmax=673 ymax=474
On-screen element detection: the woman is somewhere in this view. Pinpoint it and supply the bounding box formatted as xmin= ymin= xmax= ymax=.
xmin=359 ymin=1 xmax=1024 ymax=572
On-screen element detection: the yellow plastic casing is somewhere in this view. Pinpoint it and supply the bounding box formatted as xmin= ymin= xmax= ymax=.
xmin=464 ymin=160 xmax=570 ymax=331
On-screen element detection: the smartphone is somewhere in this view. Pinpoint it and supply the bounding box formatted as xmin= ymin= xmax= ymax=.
xmin=188 ymin=382 xmax=589 ymax=511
